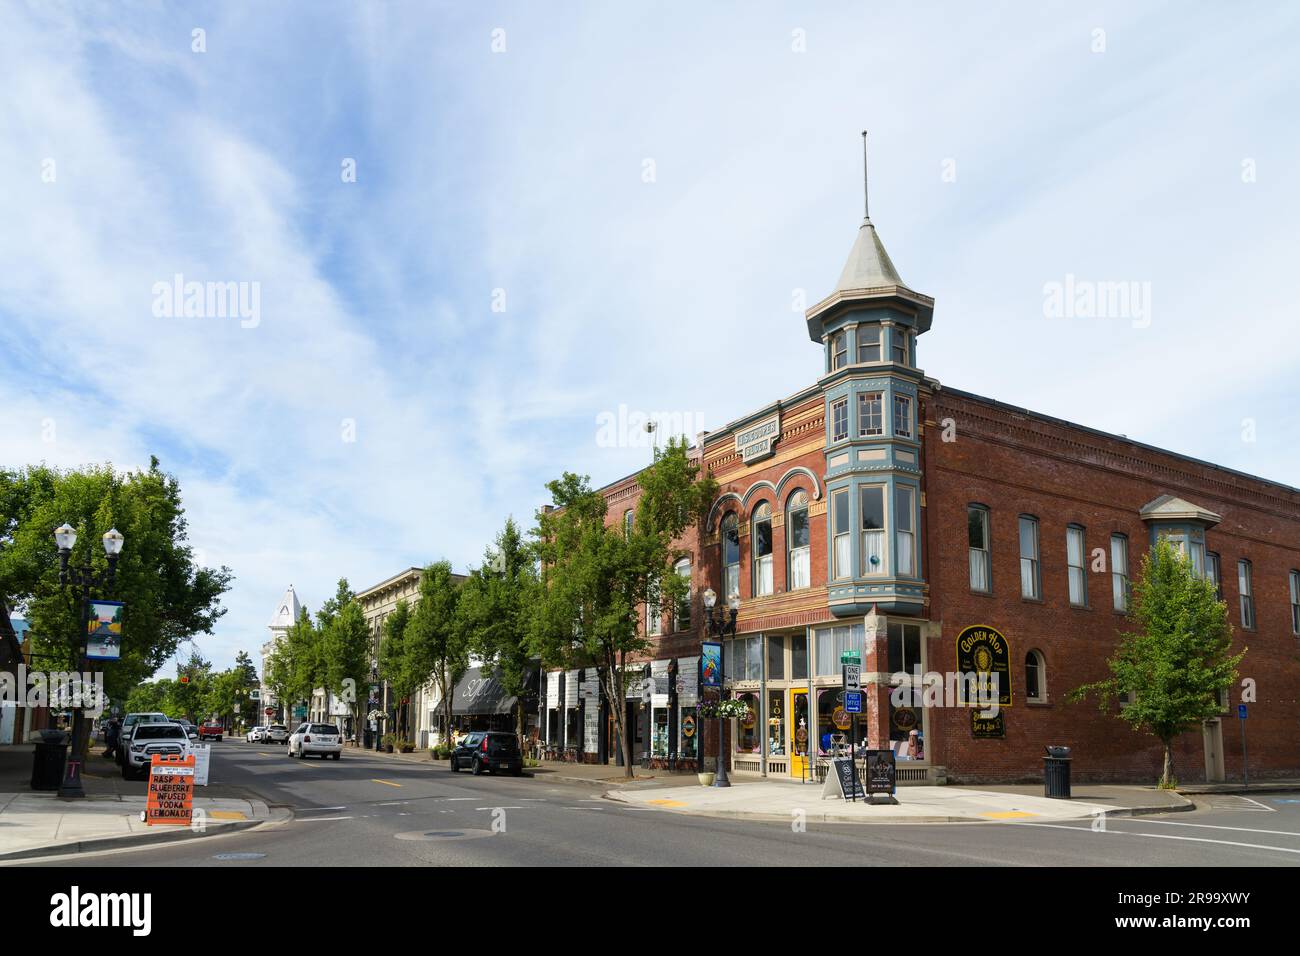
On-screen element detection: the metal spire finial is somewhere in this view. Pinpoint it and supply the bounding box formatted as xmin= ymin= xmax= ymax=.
xmin=861 ymin=130 xmax=869 ymax=220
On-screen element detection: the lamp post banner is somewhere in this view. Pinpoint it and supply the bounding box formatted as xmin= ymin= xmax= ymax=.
xmin=700 ymin=642 xmax=722 ymax=689
xmin=85 ymin=599 xmax=125 ymax=662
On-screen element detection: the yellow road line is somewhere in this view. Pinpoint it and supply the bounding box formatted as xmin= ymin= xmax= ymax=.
xmin=371 ymin=779 xmax=402 ymax=788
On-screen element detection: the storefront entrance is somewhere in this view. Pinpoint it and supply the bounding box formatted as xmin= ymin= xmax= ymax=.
xmin=790 ymin=688 xmax=809 ymax=777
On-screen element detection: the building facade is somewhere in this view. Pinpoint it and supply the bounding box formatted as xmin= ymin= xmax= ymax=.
xmin=550 ymin=189 xmax=1300 ymax=784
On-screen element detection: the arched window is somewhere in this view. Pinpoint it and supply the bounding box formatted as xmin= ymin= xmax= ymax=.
xmin=674 ymin=557 xmax=692 ymax=631
xmin=1025 ymin=650 xmax=1046 ymax=703
xmin=786 ymin=491 xmax=810 ymax=590
xmin=752 ymin=503 xmax=773 ymax=597
xmin=721 ymin=513 xmax=740 ymax=601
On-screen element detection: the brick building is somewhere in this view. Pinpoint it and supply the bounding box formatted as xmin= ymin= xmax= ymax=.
xmin=547 ymin=180 xmax=1300 ymax=784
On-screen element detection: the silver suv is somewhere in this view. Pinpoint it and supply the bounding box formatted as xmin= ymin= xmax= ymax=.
xmin=264 ymin=724 xmax=289 ymax=744
xmin=122 ymin=721 xmax=191 ymax=780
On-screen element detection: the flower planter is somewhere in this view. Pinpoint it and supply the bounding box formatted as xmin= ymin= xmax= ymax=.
xmin=697 ymin=772 xmax=715 ymax=786
xmin=384 ymin=745 xmax=393 ymax=753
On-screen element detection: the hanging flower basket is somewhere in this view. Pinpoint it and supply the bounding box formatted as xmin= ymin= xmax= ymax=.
xmin=699 ymin=699 xmax=751 ymax=720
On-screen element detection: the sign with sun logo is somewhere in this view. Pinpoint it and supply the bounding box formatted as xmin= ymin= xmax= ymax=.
xmin=956 ymin=624 xmax=1013 ymax=707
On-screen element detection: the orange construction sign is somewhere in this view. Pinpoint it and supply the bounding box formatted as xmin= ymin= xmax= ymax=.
xmin=146 ymin=754 xmax=195 ymax=826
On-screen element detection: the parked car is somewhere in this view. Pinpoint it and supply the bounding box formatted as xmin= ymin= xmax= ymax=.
xmin=264 ymin=724 xmax=289 ymax=744
xmin=175 ymin=720 xmax=200 ymax=745
xmin=449 ymin=731 xmax=522 ymax=776
xmin=122 ymin=721 xmax=191 ymax=780
xmin=246 ymin=726 xmax=267 ymax=742
xmin=288 ymin=723 xmax=342 ymax=759
xmin=199 ymin=720 xmax=224 ymax=742
xmin=117 ymin=712 xmax=170 ymax=767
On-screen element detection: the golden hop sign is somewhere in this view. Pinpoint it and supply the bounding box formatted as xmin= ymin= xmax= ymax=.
xmin=955 ymin=624 xmax=1012 ymax=707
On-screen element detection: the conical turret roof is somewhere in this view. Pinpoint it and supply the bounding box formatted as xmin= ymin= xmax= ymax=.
xmin=269 ymin=585 xmax=301 ymax=628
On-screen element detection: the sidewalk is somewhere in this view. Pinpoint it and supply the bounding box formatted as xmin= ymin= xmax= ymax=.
xmin=0 ymin=743 xmax=281 ymax=861
xmin=0 ymin=791 xmax=277 ymax=861
xmin=606 ymin=778 xmax=1192 ymax=824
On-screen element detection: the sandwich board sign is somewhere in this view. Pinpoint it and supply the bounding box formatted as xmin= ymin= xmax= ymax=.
xmin=821 ymin=756 xmax=865 ymax=801
xmin=145 ymin=754 xmax=195 ymax=826
xmin=192 ymin=743 xmax=211 ymax=786
xmin=865 ymin=749 xmax=897 ymax=797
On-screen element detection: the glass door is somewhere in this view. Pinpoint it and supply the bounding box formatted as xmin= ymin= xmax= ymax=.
xmin=789 ymin=688 xmax=809 ymax=777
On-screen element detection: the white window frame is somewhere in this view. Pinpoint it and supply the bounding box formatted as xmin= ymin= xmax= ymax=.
xmin=752 ymin=503 xmax=773 ymax=597
xmin=1111 ymin=533 xmax=1130 ymax=612
xmin=1025 ymin=649 xmax=1047 ymax=703
xmin=892 ymin=394 xmax=913 ymax=439
xmin=1290 ymin=570 xmax=1300 ymax=636
xmin=786 ymin=492 xmax=810 ymax=591
xmin=1066 ymin=525 xmax=1087 ymax=608
xmin=1019 ymin=515 xmax=1041 ymax=600
xmin=1238 ymin=559 xmax=1255 ymax=630
xmin=894 ymin=486 xmax=916 ymax=577
xmin=860 ymin=485 xmax=886 ymax=577
xmin=832 ymin=489 xmax=851 ymax=580
xmin=858 ymin=391 xmax=883 ymax=437
xmin=968 ymin=504 xmax=990 ymax=593
xmin=721 ymin=513 xmax=740 ymax=602
xmin=831 ymin=398 xmax=848 ymax=442
xmin=857 ymin=326 xmax=881 ymax=363
xmin=832 ymin=332 xmax=848 ymax=370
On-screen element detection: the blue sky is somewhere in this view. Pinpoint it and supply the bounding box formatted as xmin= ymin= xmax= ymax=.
xmin=3 ymin=2 xmax=1298 ymax=672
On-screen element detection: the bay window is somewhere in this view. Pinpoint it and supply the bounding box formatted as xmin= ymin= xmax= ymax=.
xmin=895 ymin=486 xmax=915 ymax=577
xmin=857 ymin=326 xmax=881 ymax=363
xmin=860 ymin=486 xmax=885 ymax=575
xmin=893 ymin=394 xmax=913 ymax=439
xmin=832 ymin=489 xmax=850 ymax=579
xmin=858 ymin=391 xmax=883 ymax=437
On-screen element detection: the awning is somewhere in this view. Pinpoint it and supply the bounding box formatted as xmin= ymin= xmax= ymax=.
xmin=450 ymin=666 xmax=538 ymax=716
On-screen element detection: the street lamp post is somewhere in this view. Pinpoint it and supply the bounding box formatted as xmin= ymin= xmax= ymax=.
xmin=702 ymin=587 xmax=739 ymax=788
xmin=53 ymin=523 xmax=124 ymax=799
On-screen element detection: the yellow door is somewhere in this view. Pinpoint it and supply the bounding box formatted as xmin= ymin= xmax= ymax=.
xmin=790 ymin=688 xmax=809 ymax=777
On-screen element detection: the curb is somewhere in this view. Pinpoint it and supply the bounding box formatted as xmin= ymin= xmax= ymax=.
xmin=0 ymin=809 xmax=288 ymax=863
xmin=1177 ymin=785 xmax=1300 ymax=797
xmin=604 ymin=789 xmax=1192 ymax=825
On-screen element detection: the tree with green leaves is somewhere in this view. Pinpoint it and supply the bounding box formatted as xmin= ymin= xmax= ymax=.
xmin=405 ymin=561 xmax=467 ymax=744
xmin=0 ymin=459 xmax=232 ymax=709
xmin=377 ymin=599 xmax=413 ymax=738
xmin=323 ymin=599 xmax=371 ymax=741
xmin=528 ymin=438 xmax=716 ymax=778
xmin=170 ymin=649 xmax=212 ymax=720
xmin=1070 ymin=538 xmax=1243 ymax=787
xmin=458 ymin=518 xmax=539 ymax=740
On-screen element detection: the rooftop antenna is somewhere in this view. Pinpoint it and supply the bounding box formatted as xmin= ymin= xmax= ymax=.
xmin=861 ymin=129 xmax=870 ymax=220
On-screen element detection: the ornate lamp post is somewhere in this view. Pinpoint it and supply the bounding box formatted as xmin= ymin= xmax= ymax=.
xmin=53 ymin=522 xmax=124 ymax=799
xmin=702 ymin=587 xmax=739 ymax=788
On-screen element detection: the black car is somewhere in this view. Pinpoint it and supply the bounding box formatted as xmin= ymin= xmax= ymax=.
xmin=449 ymin=732 xmax=522 ymax=776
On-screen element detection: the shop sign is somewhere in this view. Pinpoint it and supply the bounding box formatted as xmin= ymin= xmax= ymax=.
xmin=831 ymin=706 xmax=851 ymax=731
xmin=700 ymin=642 xmax=722 ymax=688
xmin=145 ymin=754 xmax=195 ymax=826
xmin=546 ymin=672 xmax=560 ymax=708
xmin=892 ymin=706 xmax=918 ymax=733
xmin=822 ymin=756 xmax=865 ymax=801
xmin=971 ymin=710 xmax=1005 ymax=739
xmin=678 ymin=657 xmax=700 ymax=705
xmin=865 ymin=749 xmax=897 ymax=796
xmin=734 ymin=413 xmax=780 ymax=464
xmin=85 ymin=599 xmax=125 ymax=662
xmin=192 ymin=744 xmax=211 ymax=786
xmin=682 ymin=714 xmax=697 ymax=738
xmin=955 ymin=624 xmax=1013 ymax=707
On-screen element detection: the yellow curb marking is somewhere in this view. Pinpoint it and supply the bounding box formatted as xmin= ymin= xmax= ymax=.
xmin=371 ymin=779 xmax=402 ymax=788
xmin=647 ymin=799 xmax=687 ymax=808
xmin=209 ymin=811 xmax=247 ymax=821
xmin=981 ymin=811 xmax=1038 ymax=819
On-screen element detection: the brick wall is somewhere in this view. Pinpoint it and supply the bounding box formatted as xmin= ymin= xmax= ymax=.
xmin=925 ymin=388 xmax=1300 ymax=783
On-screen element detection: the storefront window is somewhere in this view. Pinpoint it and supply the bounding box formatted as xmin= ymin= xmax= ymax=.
xmin=767 ymin=690 xmax=785 ymax=756
xmin=792 ymin=692 xmax=809 ymax=760
xmin=791 ymin=634 xmax=808 ymax=680
xmin=815 ymin=623 xmax=865 ymax=676
xmin=652 ymin=708 xmax=669 ymax=757
xmin=678 ymin=706 xmax=697 ymax=758
xmin=889 ymin=701 xmax=924 ymax=760
xmin=735 ymin=693 xmax=759 ymax=754
xmin=766 ymin=635 xmax=785 ymax=680
xmin=817 ymin=688 xmax=850 ymax=756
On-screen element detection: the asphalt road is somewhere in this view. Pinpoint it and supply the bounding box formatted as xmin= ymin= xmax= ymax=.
xmin=30 ymin=740 xmax=1300 ymax=867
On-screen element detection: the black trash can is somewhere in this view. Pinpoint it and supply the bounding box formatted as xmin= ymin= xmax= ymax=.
xmin=31 ymin=732 xmax=70 ymax=791
xmin=1044 ymin=745 xmax=1072 ymax=799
